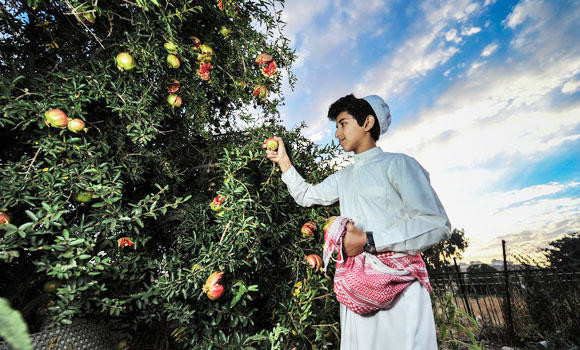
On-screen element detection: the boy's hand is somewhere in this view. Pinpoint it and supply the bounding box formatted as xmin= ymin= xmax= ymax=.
xmin=262 ymin=136 xmax=292 ymax=173
xmin=343 ymin=222 xmax=366 ymax=257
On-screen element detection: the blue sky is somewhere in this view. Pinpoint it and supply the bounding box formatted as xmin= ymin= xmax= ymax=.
xmin=273 ymin=0 xmax=580 ymax=263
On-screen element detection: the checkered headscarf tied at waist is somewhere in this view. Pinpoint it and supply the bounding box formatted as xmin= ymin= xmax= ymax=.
xmin=323 ymin=216 xmax=432 ymax=315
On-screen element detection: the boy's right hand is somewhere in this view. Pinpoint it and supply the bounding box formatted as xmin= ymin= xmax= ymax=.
xmin=262 ymin=136 xmax=292 ymax=173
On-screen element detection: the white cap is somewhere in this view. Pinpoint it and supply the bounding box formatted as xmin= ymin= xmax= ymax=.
xmin=362 ymin=95 xmax=391 ymax=135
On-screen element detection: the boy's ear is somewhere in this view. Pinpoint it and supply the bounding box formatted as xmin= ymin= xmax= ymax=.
xmin=364 ymin=115 xmax=375 ymax=131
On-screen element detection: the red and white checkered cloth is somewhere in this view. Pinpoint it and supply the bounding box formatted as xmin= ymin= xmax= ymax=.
xmin=323 ymin=216 xmax=432 ymax=315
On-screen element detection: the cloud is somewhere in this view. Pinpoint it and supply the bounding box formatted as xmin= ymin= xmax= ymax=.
xmin=462 ymin=26 xmax=482 ymax=35
xmin=481 ymin=42 xmax=498 ymax=57
xmin=562 ymin=79 xmax=580 ymax=94
xmin=376 ymin=0 xmax=580 ymax=262
xmin=445 ymin=29 xmax=461 ymax=43
xmin=355 ymin=0 xmax=484 ymax=98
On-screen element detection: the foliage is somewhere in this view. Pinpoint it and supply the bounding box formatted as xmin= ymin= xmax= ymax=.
xmin=423 ymin=228 xmax=468 ymax=272
xmin=0 ymin=298 xmax=32 ymax=350
xmin=433 ymin=292 xmax=484 ymax=350
xmin=512 ymin=254 xmax=580 ymax=348
xmin=466 ymin=263 xmax=497 ymax=274
xmin=543 ymin=231 xmax=580 ymax=271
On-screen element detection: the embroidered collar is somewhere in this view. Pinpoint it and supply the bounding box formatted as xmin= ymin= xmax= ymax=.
xmin=353 ymin=146 xmax=381 ymax=164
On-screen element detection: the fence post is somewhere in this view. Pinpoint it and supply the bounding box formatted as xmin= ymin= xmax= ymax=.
xmin=502 ymin=240 xmax=515 ymax=344
xmin=454 ymin=258 xmax=473 ymax=318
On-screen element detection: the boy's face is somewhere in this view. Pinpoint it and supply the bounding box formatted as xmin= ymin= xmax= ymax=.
xmin=335 ymin=111 xmax=368 ymax=153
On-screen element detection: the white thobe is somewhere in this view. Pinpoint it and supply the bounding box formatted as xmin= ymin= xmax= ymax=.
xmin=281 ymin=146 xmax=451 ymax=349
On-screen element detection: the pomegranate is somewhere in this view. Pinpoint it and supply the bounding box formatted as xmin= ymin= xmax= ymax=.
xmin=164 ymin=41 xmax=178 ymax=54
xmin=167 ymin=94 xmax=182 ymax=107
xmin=197 ymin=45 xmax=214 ymax=63
xmin=43 ymin=280 xmax=61 ymax=293
xmin=44 ymin=109 xmax=70 ymax=129
xmin=234 ymin=80 xmax=247 ymax=89
xmin=219 ymin=26 xmax=231 ymax=38
xmin=67 ymin=118 xmax=86 ymax=133
xmin=196 ymin=62 xmax=213 ymax=81
xmin=203 ymin=271 xmax=225 ymax=300
xmin=255 ymin=53 xmax=273 ymax=66
xmin=115 ymin=52 xmax=136 ymax=71
xmin=190 ymin=36 xmax=202 ymax=51
xmin=75 ymin=192 xmax=93 ymax=203
xmin=117 ymin=237 xmax=135 ymax=250
xmin=323 ymin=216 xmax=337 ymax=242
xmin=264 ymin=137 xmax=278 ymax=151
xmin=0 ymin=212 xmax=10 ymax=225
xmin=261 ymin=60 xmax=277 ymax=77
xmin=81 ymin=11 xmax=96 ymax=26
xmin=253 ymin=85 xmax=267 ymax=99
xmin=305 ymin=254 xmax=322 ymax=270
xmin=209 ymin=195 xmax=225 ymax=212
xmin=167 ymin=79 xmax=180 ymax=93
xmin=301 ymin=221 xmax=317 ymax=238
xmin=167 ymin=54 xmax=181 ymax=68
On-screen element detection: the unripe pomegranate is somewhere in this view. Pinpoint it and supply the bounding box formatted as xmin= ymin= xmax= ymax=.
xmin=301 ymin=221 xmax=317 ymax=237
xmin=167 ymin=94 xmax=182 ymax=107
xmin=253 ymin=85 xmax=267 ymax=99
xmin=167 ymin=79 xmax=180 ymax=93
xmin=115 ymin=52 xmax=136 ymax=71
xmin=164 ymin=41 xmax=178 ymax=54
xmin=0 ymin=212 xmax=10 ymax=225
xmin=305 ymin=254 xmax=322 ymax=270
xmin=234 ymin=80 xmax=247 ymax=89
xmin=44 ymin=109 xmax=70 ymax=129
xmin=264 ymin=137 xmax=278 ymax=151
xmin=167 ymin=54 xmax=181 ymax=68
xmin=261 ymin=60 xmax=277 ymax=77
xmin=196 ymin=44 xmax=214 ymax=62
xmin=117 ymin=339 xmax=129 ymax=350
xmin=75 ymin=192 xmax=93 ymax=203
xmin=209 ymin=195 xmax=225 ymax=212
xmin=117 ymin=237 xmax=135 ymax=250
xmin=219 ymin=26 xmax=231 ymax=38
xmin=67 ymin=118 xmax=86 ymax=133
xmin=203 ymin=271 xmax=225 ymax=300
xmin=81 ymin=11 xmax=96 ymax=26
xmin=43 ymin=280 xmax=61 ymax=293
xmin=200 ymin=44 xmax=213 ymax=55
xmin=255 ymin=53 xmax=273 ymax=66
xmin=190 ymin=36 xmax=202 ymax=51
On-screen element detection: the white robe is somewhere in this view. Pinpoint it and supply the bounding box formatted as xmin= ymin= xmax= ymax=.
xmin=281 ymin=146 xmax=451 ymax=349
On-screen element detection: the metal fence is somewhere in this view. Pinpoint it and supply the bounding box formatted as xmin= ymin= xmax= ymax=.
xmin=429 ymin=261 xmax=580 ymax=345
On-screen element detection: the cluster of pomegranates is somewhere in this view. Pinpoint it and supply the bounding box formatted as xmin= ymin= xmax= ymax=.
xmin=253 ymin=53 xmax=277 ymax=101
xmin=44 ymin=109 xmax=87 ymax=133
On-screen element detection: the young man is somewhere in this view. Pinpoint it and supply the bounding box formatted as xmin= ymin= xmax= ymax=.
xmin=264 ymin=94 xmax=451 ymax=349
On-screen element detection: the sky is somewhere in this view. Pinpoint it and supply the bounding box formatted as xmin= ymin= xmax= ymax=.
xmin=273 ymin=0 xmax=580 ymax=264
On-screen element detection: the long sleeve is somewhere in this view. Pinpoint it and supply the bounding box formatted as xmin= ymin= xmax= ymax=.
xmin=373 ymin=155 xmax=451 ymax=254
xmin=280 ymin=166 xmax=340 ymax=207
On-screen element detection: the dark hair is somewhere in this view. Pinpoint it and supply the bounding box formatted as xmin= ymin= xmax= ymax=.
xmin=327 ymin=94 xmax=380 ymax=141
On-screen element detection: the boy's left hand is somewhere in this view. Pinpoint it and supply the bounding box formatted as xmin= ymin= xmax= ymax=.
xmin=343 ymin=222 xmax=366 ymax=257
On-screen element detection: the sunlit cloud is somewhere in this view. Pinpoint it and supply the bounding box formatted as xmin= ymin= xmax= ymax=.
xmin=481 ymin=42 xmax=498 ymax=56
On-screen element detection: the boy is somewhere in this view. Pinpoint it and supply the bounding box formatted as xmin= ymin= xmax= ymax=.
xmin=264 ymin=94 xmax=451 ymax=349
